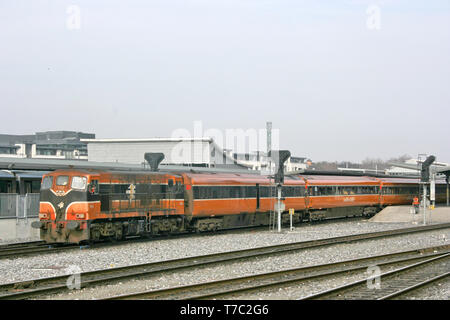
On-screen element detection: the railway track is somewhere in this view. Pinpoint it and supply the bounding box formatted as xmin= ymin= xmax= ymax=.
xmin=0 ymin=219 xmax=442 ymax=260
xmin=0 ymin=223 xmax=449 ymax=300
xmin=106 ymin=245 xmax=450 ymax=300
xmin=0 ymin=241 xmax=78 ymax=259
xmin=300 ymin=253 xmax=449 ymax=300
xmin=0 ymin=224 xmax=284 ymax=260
xmin=0 ymin=241 xmax=44 ymax=249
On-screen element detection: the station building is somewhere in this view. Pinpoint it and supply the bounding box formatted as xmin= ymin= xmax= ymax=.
xmin=224 ymin=151 xmax=311 ymax=172
xmin=83 ymin=137 xmax=311 ymax=172
xmin=0 ymin=131 xmax=95 ymax=160
xmin=83 ymin=137 xmax=246 ymax=169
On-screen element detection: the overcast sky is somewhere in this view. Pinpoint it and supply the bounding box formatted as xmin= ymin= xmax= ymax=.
xmin=1 ymin=0 xmax=449 ymax=162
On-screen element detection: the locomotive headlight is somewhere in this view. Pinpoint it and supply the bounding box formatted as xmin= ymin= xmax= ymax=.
xmin=75 ymin=213 xmax=85 ymax=219
xmin=39 ymin=213 xmax=48 ymax=219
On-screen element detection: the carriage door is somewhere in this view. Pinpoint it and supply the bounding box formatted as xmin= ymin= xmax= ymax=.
xmin=256 ymin=184 xmax=260 ymax=210
xmin=181 ymin=174 xmax=193 ymax=215
xmin=379 ymin=183 xmax=384 ymax=206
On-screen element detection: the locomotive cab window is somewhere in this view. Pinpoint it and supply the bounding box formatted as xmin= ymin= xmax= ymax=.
xmin=72 ymin=176 xmax=87 ymax=190
xmin=41 ymin=176 xmax=53 ymax=190
xmin=56 ymin=175 xmax=69 ymax=186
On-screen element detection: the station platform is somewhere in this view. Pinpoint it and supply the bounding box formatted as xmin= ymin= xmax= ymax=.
xmin=0 ymin=218 xmax=39 ymax=242
xmin=369 ymin=205 xmax=450 ymax=223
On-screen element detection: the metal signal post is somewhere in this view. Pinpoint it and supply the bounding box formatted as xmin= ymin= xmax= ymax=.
xmin=420 ymin=155 xmax=436 ymax=225
xmin=269 ymin=149 xmax=291 ymax=233
xmin=422 ymin=183 xmax=427 ymax=225
xmin=277 ymin=184 xmax=282 ymax=233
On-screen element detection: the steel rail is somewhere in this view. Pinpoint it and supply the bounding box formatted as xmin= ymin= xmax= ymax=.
xmin=0 ymin=243 xmax=77 ymax=259
xmin=0 ymin=241 xmax=44 ymax=249
xmin=377 ymin=271 xmax=450 ymax=300
xmin=106 ymin=245 xmax=450 ymax=300
xmin=0 ymin=223 xmax=449 ymax=299
xmin=0 ymin=223 xmax=286 ymax=260
xmin=1 ymin=221 xmax=447 ymax=260
xmin=299 ymin=253 xmax=450 ymax=300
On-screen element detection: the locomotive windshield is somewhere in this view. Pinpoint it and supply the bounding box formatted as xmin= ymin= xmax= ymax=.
xmin=56 ymin=175 xmax=69 ymax=186
xmin=71 ymin=176 xmax=87 ymax=190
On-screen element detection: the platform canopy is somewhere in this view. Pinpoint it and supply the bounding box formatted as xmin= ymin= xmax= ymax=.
xmin=0 ymin=157 xmax=257 ymax=175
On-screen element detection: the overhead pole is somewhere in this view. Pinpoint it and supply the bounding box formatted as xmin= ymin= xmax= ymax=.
xmin=277 ymin=185 xmax=282 ymax=232
xmin=423 ymin=184 xmax=427 ymax=225
xmin=420 ymin=155 xmax=435 ymax=225
xmin=266 ymin=122 xmax=274 ymax=230
xmin=446 ymin=174 xmax=449 ymax=207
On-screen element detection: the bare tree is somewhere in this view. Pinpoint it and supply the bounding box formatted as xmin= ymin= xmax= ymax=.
xmin=311 ymin=154 xmax=412 ymax=171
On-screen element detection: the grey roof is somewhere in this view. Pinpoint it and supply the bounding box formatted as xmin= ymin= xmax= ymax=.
xmin=0 ymin=134 xmax=35 ymax=145
xmin=82 ymin=137 xmax=212 ymax=143
xmin=389 ymin=162 xmax=450 ymax=174
xmin=0 ymin=170 xmax=13 ymax=178
xmin=0 ymin=144 xmax=20 ymax=149
xmin=436 ymin=166 xmax=450 ymax=175
xmin=0 ymin=170 xmax=48 ymax=179
xmin=0 ymin=157 xmax=258 ymax=175
xmin=0 ymin=131 xmax=94 ymax=146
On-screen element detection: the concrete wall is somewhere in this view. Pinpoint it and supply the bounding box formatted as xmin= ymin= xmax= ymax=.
xmin=0 ymin=218 xmax=40 ymax=241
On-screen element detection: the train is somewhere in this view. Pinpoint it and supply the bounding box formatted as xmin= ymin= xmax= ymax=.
xmin=31 ymin=168 xmax=448 ymax=244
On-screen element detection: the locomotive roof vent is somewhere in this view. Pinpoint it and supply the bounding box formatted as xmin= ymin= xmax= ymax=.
xmin=144 ymin=152 xmax=165 ymax=171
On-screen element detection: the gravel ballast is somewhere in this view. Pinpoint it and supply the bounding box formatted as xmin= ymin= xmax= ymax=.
xmin=6 ymin=222 xmax=444 ymax=300
xmin=392 ymin=278 xmax=450 ymax=300
xmin=0 ymin=220 xmax=426 ymax=284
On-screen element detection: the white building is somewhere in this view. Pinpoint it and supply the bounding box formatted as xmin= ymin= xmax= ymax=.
xmin=385 ymin=158 xmax=450 ymax=176
xmin=83 ymin=137 xmax=244 ymax=168
xmin=285 ymin=156 xmax=312 ymax=172
xmin=223 ymin=151 xmax=311 ymax=172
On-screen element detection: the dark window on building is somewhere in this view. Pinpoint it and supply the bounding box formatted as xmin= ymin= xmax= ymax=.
xmin=0 ymin=147 xmax=17 ymax=155
xmin=31 ymin=180 xmax=41 ymax=193
xmin=0 ymin=180 xmax=13 ymax=193
xmin=37 ymin=149 xmax=57 ymax=156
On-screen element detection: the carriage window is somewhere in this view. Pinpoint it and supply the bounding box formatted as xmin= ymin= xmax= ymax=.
xmin=56 ymin=176 xmax=69 ymax=186
xmin=72 ymin=176 xmax=87 ymax=190
xmin=41 ymin=176 xmax=53 ymax=189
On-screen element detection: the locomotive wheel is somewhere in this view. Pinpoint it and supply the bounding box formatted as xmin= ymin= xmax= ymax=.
xmin=91 ymin=229 xmax=101 ymax=241
xmin=114 ymin=228 xmax=123 ymax=241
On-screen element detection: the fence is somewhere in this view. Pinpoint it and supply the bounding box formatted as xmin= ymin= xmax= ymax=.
xmin=0 ymin=194 xmax=40 ymax=219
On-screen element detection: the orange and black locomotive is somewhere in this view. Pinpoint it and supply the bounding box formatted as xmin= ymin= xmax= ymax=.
xmin=32 ymin=168 xmax=447 ymax=244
